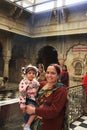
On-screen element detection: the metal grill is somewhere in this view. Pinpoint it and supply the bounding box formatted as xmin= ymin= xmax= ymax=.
xmin=67 ymin=85 xmax=86 ymax=124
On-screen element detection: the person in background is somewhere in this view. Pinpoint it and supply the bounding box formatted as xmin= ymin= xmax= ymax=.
xmin=19 ymin=64 xmax=40 ymax=130
xmin=37 ymin=64 xmax=46 ymax=82
xmin=82 ymin=72 xmax=87 ymax=113
xmin=60 ymin=64 xmax=69 ymax=87
xmin=25 ymin=64 xmax=68 ymax=130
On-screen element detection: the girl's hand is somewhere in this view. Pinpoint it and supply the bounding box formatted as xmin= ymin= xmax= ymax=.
xmin=20 ymin=105 xmax=26 ymax=113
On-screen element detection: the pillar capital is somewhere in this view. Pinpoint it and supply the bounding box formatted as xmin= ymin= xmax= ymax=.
xmin=3 ymin=56 xmax=11 ymax=62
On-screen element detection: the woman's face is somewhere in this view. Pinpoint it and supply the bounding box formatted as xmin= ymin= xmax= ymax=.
xmin=62 ymin=66 xmax=66 ymax=71
xmin=45 ymin=66 xmax=58 ymax=84
xmin=38 ymin=66 xmax=43 ymax=73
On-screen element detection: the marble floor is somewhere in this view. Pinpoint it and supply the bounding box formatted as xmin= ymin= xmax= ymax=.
xmin=70 ymin=115 xmax=87 ymax=130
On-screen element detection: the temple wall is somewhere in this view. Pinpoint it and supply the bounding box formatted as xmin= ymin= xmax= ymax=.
xmin=0 ymin=1 xmax=87 ymax=87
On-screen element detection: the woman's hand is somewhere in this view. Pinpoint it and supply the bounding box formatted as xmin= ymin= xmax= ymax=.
xmin=25 ymin=105 xmax=35 ymax=115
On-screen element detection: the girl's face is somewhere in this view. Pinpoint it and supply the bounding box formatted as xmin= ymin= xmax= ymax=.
xmin=26 ymin=70 xmax=36 ymax=81
xmin=45 ymin=66 xmax=58 ymax=84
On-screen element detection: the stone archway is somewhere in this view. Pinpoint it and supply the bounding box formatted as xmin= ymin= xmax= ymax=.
xmin=36 ymin=45 xmax=59 ymax=70
xmin=64 ymin=44 xmax=87 ymax=86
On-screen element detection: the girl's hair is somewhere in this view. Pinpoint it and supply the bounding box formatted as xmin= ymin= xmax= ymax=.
xmin=22 ymin=64 xmax=38 ymax=76
xmin=49 ymin=64 xmax=61 ymax=75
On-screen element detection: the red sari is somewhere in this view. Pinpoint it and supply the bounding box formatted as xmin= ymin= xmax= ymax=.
xmin=32 ymin=83 xmax=68 ymax=130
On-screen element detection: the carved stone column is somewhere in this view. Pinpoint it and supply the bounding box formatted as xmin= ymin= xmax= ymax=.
xmin=2 ymin=35 xmax=12 ymax=78
xmin=59 ymin=54 xmax=65 ymax=66
xmin=3 ymin=56 xmax=11 ymax=78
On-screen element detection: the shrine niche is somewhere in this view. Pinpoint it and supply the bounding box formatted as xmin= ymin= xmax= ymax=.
xmin=74 ymin=62 xmax=82 ymax=75
xmin=72 ymin=60 xmax=83 ymax=76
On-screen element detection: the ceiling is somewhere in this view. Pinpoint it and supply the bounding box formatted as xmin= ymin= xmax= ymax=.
xmin=5 ymin=0 xmax=87 ymax=13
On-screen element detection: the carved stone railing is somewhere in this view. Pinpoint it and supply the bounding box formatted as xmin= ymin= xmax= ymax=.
xmin=67 ymin=84 xmax=86 ymax=124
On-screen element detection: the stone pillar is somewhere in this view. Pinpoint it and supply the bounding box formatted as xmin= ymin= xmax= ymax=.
xmin=2 ymin=36 xmax=12 ymax=78
xmin=59 ymin=54 xmax=65 ymax=66
xmin=3 ymin=56 xmax=11 ymax=78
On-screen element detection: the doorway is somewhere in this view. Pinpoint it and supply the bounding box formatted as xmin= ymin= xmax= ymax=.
xmin=36 ymin=45 xmax=59 ymax=70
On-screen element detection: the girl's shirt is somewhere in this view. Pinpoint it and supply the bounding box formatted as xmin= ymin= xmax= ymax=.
xmin=19 ymin=78 xmax=40 ymax=109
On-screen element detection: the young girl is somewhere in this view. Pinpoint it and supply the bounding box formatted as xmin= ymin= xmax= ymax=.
xmin=19 ymin=64 xmax=40 ymax=130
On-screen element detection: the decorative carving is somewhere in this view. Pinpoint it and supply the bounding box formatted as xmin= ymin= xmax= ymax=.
xmin=9 ymin=6 xmax=23 ymax=19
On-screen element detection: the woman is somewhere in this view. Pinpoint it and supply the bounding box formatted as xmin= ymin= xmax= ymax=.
xmin=25 ymin=64 xmax=68 ymax=130
xmin=37 ymin=64 xmax=46 ymax=82
xmin=82 ymin=72 xmax=87 ymax=113
xmin=60 ymin=65 xmax=69 ymax=87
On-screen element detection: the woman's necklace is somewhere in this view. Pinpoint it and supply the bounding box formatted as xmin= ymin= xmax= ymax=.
xmin=42 ymin=83 xmax=54 ymax=90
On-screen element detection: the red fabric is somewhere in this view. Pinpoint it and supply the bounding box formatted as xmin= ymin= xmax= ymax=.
xmin=39 ymin=81 xmax=47 ymax=88
xmin=82 ymin=73 xmax=87 ymax=96
xmin=60 ymin=71 xmax=69 ymax=87
xmin=35 ymin=86 xmax=67 ymax=130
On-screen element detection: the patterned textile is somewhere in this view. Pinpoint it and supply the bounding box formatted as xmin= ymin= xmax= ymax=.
xmin=19 ymin=78 xmax=40 ymax=109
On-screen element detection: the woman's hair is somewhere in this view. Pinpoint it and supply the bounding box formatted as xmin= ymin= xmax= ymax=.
xmin=37 ymin=64 xmax=44 ymax=69
xmin=62 ymin=64 xmax=67 ymax=71
xmin=49 ymin=64 xmax=61 ymax=75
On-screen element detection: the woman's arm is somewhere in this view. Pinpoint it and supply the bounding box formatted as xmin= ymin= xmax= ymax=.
xmin=26 ymin=86 xmax=67 ymax=119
